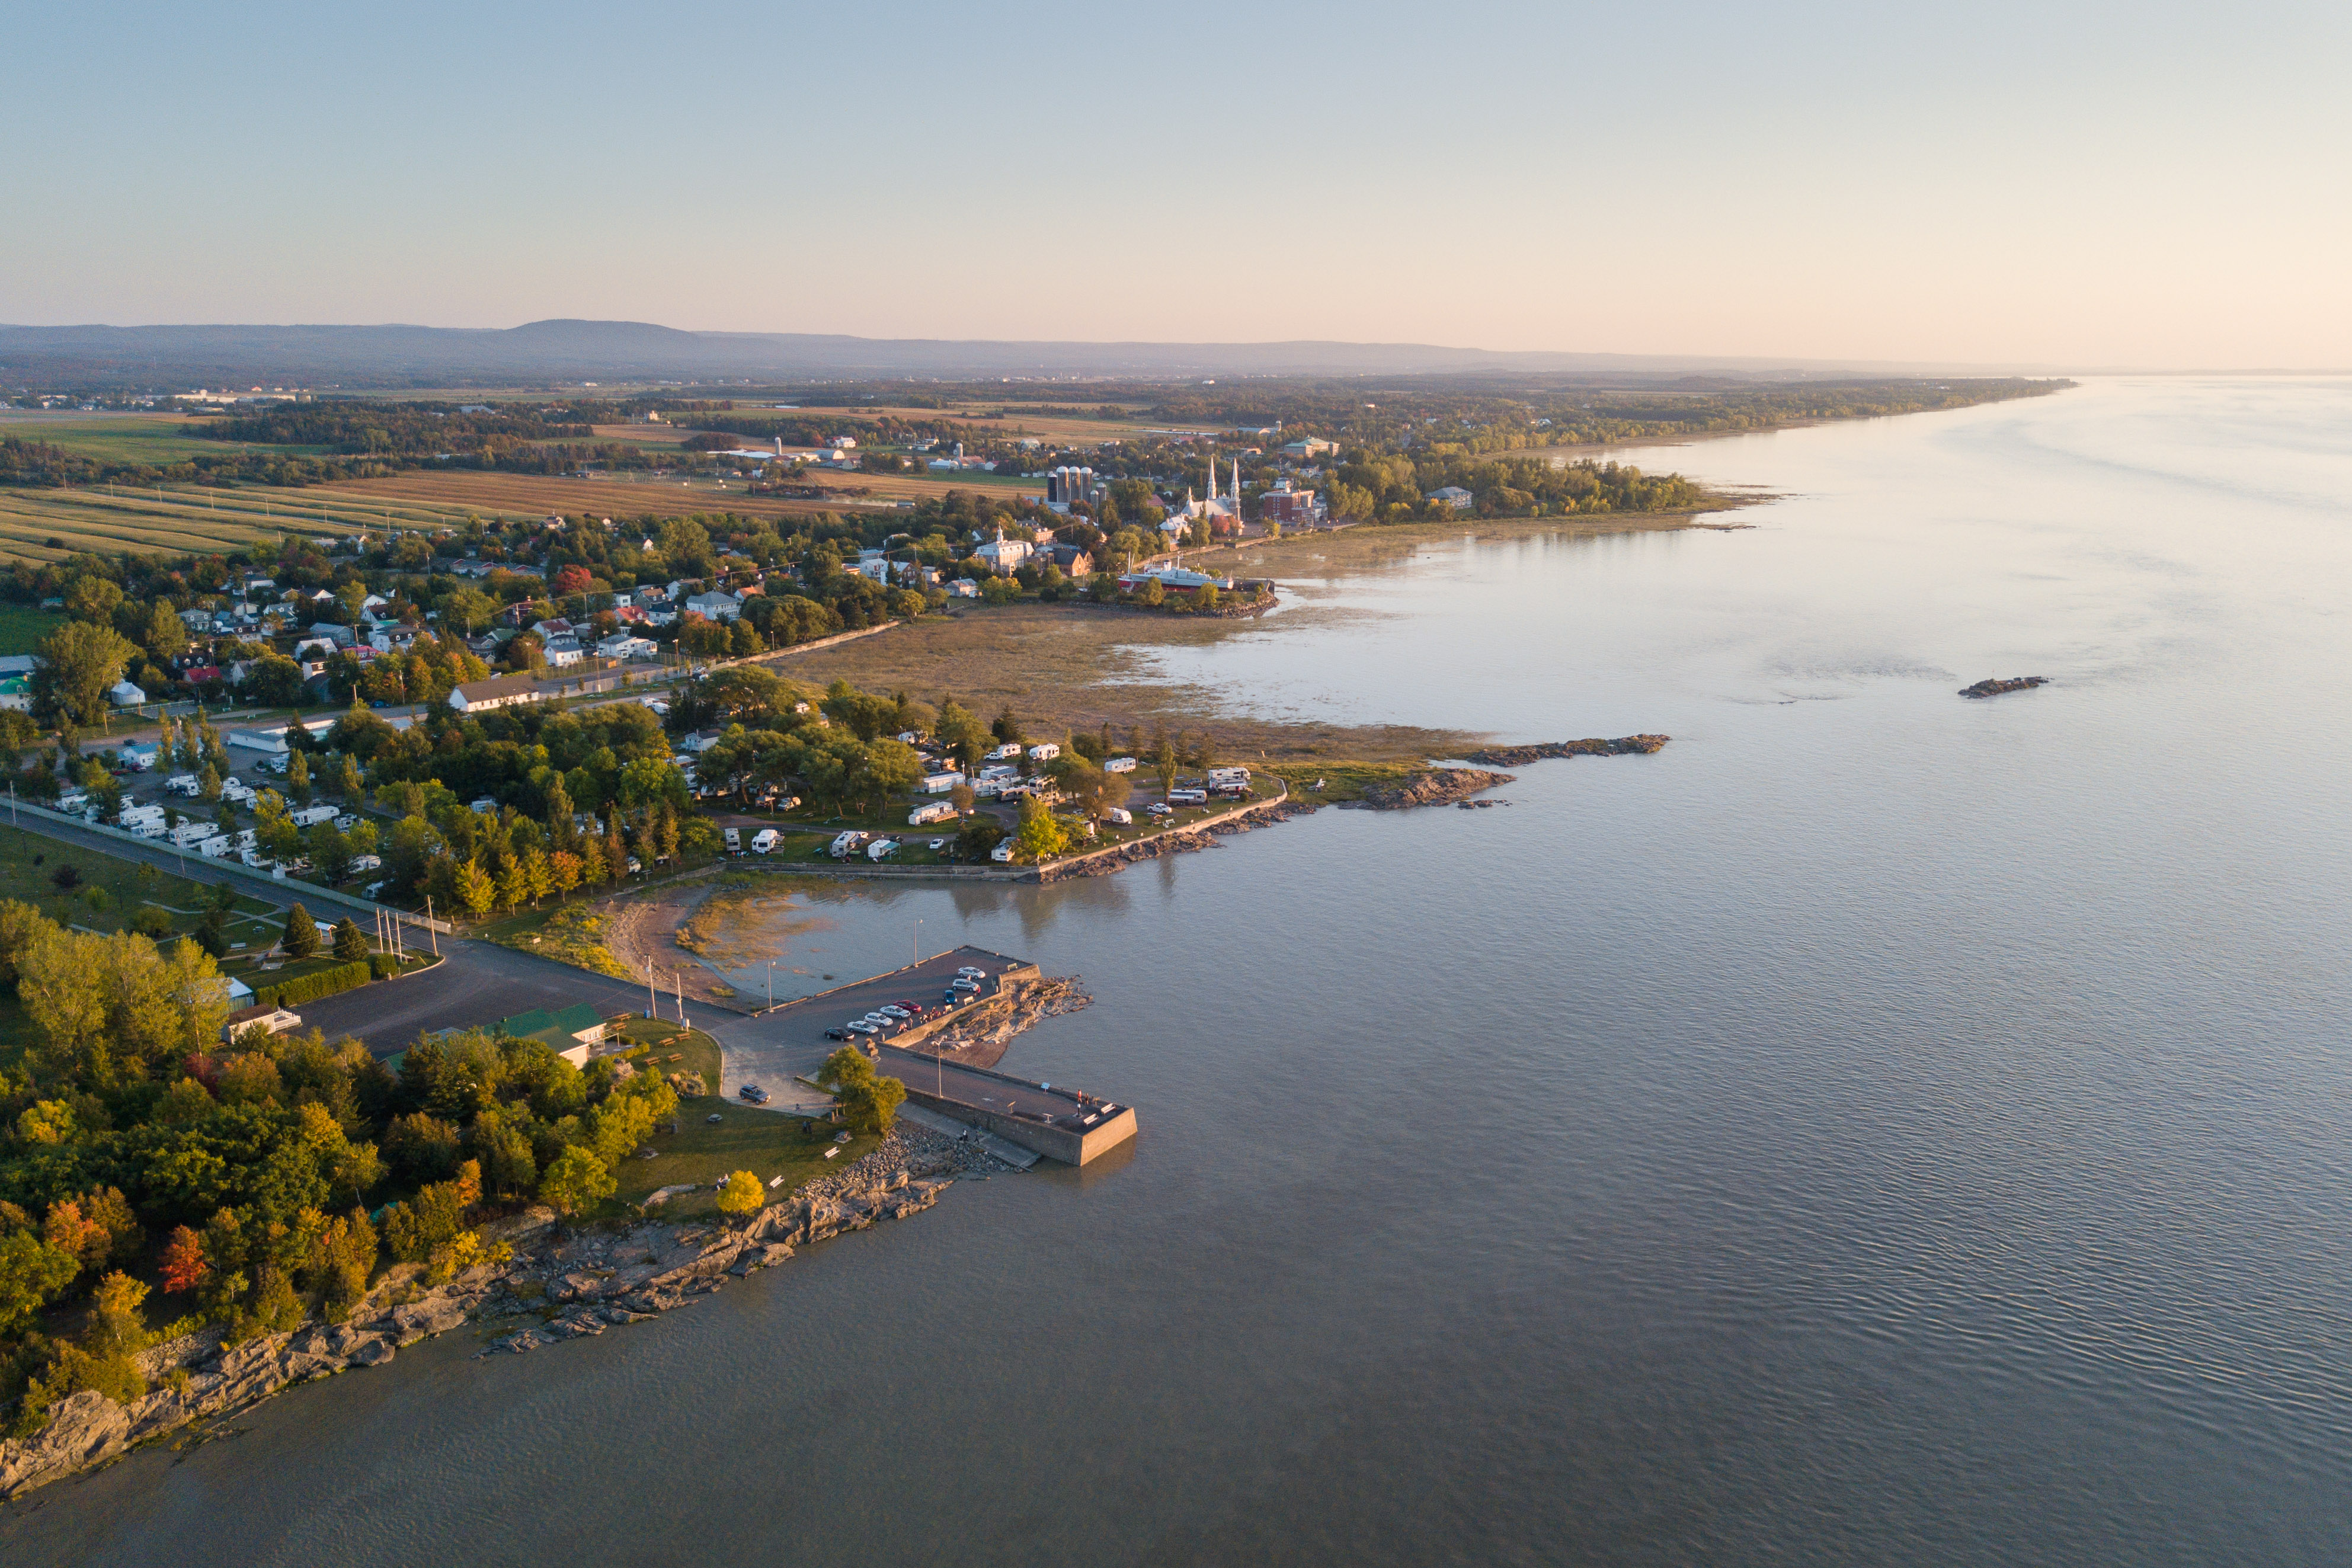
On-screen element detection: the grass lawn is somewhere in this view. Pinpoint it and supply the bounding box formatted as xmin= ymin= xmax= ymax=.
xmin=1256 ymin=760 xmax=1425 ymax=805
xmin=0 ymin=603 xmax=65 ymax=655
xmin=597 ymin=1020 xmax=879 ymax=1223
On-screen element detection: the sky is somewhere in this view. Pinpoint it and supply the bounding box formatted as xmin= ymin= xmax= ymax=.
xmin=4 ymin=0 xmax=2347 ymax=368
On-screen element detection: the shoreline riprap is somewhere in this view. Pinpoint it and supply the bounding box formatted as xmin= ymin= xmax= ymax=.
xmin=0 ymin=1122 xmax=1004 ymax=1502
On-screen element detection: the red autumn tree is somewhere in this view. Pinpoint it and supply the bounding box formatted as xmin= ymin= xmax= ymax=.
xmin=159 ymin=1224 xmax=208 ymax=1294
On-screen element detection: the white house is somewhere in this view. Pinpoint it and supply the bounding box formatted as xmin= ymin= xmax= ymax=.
xmin=597 ymin=634 xmax=658 ymax=661
xmin=685 ymin=590 xmax=743 ymax=622
xmin=540 ymin=635 xmax=584 ymax=668
xmin=447 ymin=674 xmax=547 ymax=713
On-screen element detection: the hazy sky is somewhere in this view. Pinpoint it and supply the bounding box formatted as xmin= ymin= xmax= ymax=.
xmin=5 ymin=1 xmax=2346 ymax=367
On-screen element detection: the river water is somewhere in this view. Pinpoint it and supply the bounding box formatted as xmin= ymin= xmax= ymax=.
xmin=12 ymin=377 xmax=2352 ymax=1565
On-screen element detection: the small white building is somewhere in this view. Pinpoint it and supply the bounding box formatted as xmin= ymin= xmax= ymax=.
xmin=447 ymin=674 xmax=547 ymax=713
xmin=107 ymin=680 xmax=147 ymax=707
xmin=1427 ymin=486 xmax=1474 ymax=510
xmin=685 ymin=590 xmax=743 ymax=622
xmin=920 ymin=770 xmax=966 ymax=793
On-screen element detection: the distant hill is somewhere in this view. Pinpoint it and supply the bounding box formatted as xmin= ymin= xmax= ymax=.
xmin=0 ymin=318 xmax=2033 ymax=389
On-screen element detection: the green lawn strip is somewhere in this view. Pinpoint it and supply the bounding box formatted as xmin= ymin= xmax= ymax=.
xmin=0 ymin=822 xmax=277 ymax=940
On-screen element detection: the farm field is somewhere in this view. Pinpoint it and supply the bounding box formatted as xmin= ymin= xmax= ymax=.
xmin=776 ymin=403 xmax=1160 ymax=444
xmin=0 ymin=483 xmax=383 ymax=565
xmin=322 ymin=465 xmax=1039 ymax=522
xmin=0 ymin=409 xmax=239 ymax=465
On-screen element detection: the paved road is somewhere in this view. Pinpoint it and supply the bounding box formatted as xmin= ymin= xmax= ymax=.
xmin=299 ymin=940 xmax=654 ymax=1056
xmin=706 ymin=946 xmax=1023 ymax=1102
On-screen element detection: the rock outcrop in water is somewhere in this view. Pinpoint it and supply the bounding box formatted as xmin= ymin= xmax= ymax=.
xmin=1959 ymin=676 xmax=2049 ymax=699
xmin=0 ymin=1125 xmax=995 ymax=1500
xmin=1362 ymin=769 xmax=1515 ymax=809
xmin=1464 ymin=735 xmax=1670 ymax=766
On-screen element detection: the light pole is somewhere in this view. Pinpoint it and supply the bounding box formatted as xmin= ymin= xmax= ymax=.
xmin=766 ymin=959 xmax=774 ymax=1011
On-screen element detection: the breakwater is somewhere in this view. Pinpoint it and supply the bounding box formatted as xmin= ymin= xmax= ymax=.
xmin=1464 ymin=734 xmax=1671 ymax=766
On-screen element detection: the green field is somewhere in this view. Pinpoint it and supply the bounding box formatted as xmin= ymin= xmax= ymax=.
xmin=0 ymin=411 xmax=243 ymax=466
xmin=0 ymin=603 xmax=65 ymax=654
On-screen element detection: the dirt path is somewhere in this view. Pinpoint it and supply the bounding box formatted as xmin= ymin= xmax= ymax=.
xmin=596 ymin=873 xmax=745 ymax=1011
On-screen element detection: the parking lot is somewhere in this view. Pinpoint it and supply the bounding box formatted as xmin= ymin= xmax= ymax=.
xmin=711 ymin=945 xmax=1030 ymax=1104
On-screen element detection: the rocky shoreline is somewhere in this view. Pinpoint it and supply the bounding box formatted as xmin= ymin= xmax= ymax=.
xmin=1038 ymin=793 xmax=1317 ymax=881
xmin=1959 ymin=676 xmax=2048 ymax=699
xmin=1358 ymin=769 xmax=1515 ymax=810
xmin=1463 ymin=734 xmax=1671 ymax=766
xmin=0 ymin=1124 xmax=1001 ymax=1502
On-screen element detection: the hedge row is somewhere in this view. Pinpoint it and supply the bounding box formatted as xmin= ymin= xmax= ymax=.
xmin=257 ymin=961 xmax=374 ymax=1011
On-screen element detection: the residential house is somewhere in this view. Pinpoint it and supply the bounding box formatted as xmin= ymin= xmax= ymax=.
xmin=685 ymin=590 xmax=742 ymax=622
xmin=540 ymin=634 xmax=584 ymax=668
xmin=1427 ymin=486 xmax=1474 ymax=510
xmin=597 ymin=634 xmax=658 ymax=661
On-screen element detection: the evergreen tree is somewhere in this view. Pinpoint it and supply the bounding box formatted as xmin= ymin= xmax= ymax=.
xmin=332 ymin=916 xmax=367 ymax=961
xmin=283 ymin=903 xmax=320 ymax=959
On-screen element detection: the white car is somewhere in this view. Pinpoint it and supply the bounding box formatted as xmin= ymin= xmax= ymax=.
xmin=845 ymin=1019 xmax=879 ymax=1035
xmin=990 ymin=841 xmax=1014 ymax=862
xmin=927 ymin=838 xmax=946 ymax=851
xmin=956 ymin=966 xmax=987 ymax=979
xmin=877 ymin=1005 xmax=913 ymax=1020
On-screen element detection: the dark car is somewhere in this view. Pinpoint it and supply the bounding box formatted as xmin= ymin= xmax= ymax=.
xmin=738 ymin=1084 xmax=770 ymax=1105
xmin=823 ymin=1027 xmax=849 ymax=1041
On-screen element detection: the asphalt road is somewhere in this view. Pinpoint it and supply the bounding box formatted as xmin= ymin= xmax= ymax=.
xmin=298 ymin=939 xmax=653 ymax=1055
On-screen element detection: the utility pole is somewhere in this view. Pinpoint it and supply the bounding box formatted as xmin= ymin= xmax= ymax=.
xmin=424 ymin=896 xmax=438 ymax=956
xmin=766 ymin=959 xmax=774 ymax=1010
xmin=645 ymin=959 xmax=656 ymax=1020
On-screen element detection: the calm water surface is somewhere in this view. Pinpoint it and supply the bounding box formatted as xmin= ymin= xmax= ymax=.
xmin=11 ymin=377 xmax=2352 ymax=1565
